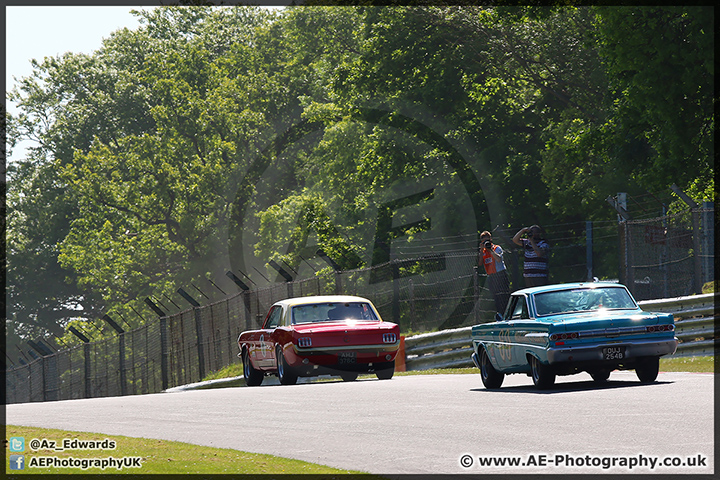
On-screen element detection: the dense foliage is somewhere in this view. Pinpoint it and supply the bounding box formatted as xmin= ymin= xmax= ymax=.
xmin=6 ymin=6 xmax=714 ymax=353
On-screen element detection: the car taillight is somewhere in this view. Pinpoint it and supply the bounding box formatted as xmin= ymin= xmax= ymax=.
xmin=647 ymin=324 xmax=674 ymax=332
xmin=298 ymin=337 xmax=312 ymax=347
xmin=382 ymin=333 xmax=397 ymax=344
xmin=550 ymin=332 xmax=578 ymax=341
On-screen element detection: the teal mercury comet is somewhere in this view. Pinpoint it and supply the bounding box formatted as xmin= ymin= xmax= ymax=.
xmin=471 ymin=282 xmax=678 ymax=389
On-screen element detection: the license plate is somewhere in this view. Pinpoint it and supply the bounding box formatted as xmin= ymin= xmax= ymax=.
xmin=602 ymin=346 xmax=625 ymax=360
xmin=338 ymin=351 xmax=357 ymax=364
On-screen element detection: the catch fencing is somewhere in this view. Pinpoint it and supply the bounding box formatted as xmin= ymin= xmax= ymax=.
xmin=5 ymin=211 xmax=714 ymax=404
xmin=619 ymin=204 xmax=714 ymax=301
xmin=5 ymin=254 xmax=519 ymax=404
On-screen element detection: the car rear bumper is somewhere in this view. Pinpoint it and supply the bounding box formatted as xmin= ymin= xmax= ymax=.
xmin=471 ymin=352 xmax=481 ymax=370
xmin=547 ymin=337 xmax=678 ymax=364
xmin=293 ymin=342 xmax=399 ymax=355
xmin=289 ymin=343 xmax=399 ymax=368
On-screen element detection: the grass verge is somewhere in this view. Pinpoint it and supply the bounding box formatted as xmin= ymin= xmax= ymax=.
xmin=5 ymin=425 xmax=368 ymax=475
xmin=659 ymin=355 xmax=714 ymax=372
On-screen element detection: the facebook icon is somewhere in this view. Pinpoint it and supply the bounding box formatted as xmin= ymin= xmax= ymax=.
xmin=10 ymin=455 xmax=25 ymax=470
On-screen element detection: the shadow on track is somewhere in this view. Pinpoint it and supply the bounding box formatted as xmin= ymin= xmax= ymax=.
xmin=469 ymin=377 xmax=674 ymax=394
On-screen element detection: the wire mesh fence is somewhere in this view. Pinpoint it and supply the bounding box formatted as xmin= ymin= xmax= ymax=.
xmin=620 ymin=206 xmax=714 ymax=301
xmin=5 ymin=211 xmax=713 ymax=404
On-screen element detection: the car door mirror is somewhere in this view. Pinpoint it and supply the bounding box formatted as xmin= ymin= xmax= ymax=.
xmin=495 ymin=312 xmax=504 ymax=322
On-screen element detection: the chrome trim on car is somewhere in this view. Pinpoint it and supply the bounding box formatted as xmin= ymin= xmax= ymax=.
xmin=577 ymin=326 xmax=648 ymax=338
xmin=294 ymin=342 xmax=399 ymax=354
xmin=547 ymin=337 xmax=678 ymax=364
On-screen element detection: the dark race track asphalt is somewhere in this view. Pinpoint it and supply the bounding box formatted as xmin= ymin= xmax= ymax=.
xmin=6 ymin=371 xmax=715 ymax=475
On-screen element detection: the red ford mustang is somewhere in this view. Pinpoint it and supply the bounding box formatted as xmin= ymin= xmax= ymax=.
xmin=237 ymin=295 xmax=400 ymax=385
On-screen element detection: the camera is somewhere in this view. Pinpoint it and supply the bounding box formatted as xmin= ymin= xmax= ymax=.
xmin=483 ymin=240 xmax=492 ymax=249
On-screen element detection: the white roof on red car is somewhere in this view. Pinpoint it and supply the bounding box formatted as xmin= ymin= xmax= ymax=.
xmin=272 ymin=295 xmax=375 ymax=308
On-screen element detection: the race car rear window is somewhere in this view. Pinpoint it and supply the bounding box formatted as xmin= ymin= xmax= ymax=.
xmin=534 ymin=287 xmax=637 ymax=317
xmin=291 ymin=302 xmax=379 ymax=324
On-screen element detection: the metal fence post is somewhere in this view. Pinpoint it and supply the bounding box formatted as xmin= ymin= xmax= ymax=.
xmin=392 ymin=260 xmax=400 ymax=325
xmin=225 ymin=271 xmax=253 ymax=330
xmin=243 ymin=291 xmax=252 ymax=331
xmin=42 ymin=356 xmax=59 ymax=402
xmin=68 ymin=326 xmax=92 ymax=399
xmin=409 ymin=278 xmax=416 ymax=331
xmin=118 ymin=334 xmax=127 ymax=395
xmin=473 ymin=266 xmax=479 ymax=324
xmin=316 ymin=249 xmax=343 ymax=294
xmin=626 ymin=222 xmax=635 ymax=295
xmin=159 ymin=317 xmax=169 ymax=391
xmin=671 ymin=184 xmax=703 ymax=294
xmin=102 ymin=314 xmax=127 ymax=396
xmin=83 ymin=343 xmax=92 ymax=398
xmin=177 ymin=288 xmax=205 ymax=382
xmin=691 ymin=208 xmax=703 ymax=293
xmin=586 ymin=220 xmax=593 ymax=281
xmin=144 ymin=298 xmax=168 ymax=391
xmin=701 ymin=202 xmax=714 ymax=285
xmin=29 ymin=340 xmax=58 ymax=402
xmin=194 ymin=309 xmax=206 ymax=380
xmin=334 ymin=271 xmax=342 ymax=295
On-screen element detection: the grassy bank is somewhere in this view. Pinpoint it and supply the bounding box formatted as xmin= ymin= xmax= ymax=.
xmin=5 ymin=425 xmax=367 ymax=475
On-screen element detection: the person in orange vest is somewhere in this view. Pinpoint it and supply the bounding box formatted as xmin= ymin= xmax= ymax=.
xmin=479 ymin=231 xmax=510 ymax=316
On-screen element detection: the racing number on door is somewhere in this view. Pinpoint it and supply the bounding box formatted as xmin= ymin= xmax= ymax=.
xmin=497 ymin=329 xmax=513 ymax=362
xmin=259 ymin=334 xmax=268 ymax=358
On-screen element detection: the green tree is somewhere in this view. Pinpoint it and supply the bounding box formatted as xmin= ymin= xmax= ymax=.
xmin=6 ymin=7 xmax=282 ymax=342
xmin=541 ymin=6 xmax=714 ymax=220
xmin=6 ymin=5 xmax=713 ymax=357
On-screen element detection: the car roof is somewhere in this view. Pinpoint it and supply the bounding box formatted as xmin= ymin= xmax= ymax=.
xmin=272 ymin=295 xmax=374 ymax=308
xmin=512 ymin=282 xmax=628 ymax=296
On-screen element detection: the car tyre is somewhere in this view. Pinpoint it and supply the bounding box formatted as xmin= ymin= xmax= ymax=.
xmin=635 ymin=356 xmax=659 ymax=383
xmin=590 ymin=369 xmax=611 ymax=383
xmin=479 ymin=348 xmax=504 ymax=389
xmin=242 ymin=349 xmax=263 ymax=387
xmin=276 ymin=346 xmax=298 ymax=385
xmin=530 ymin=355 xmax=556 ymax=389
xmin=341 ymin=372 xmax=358 ymax=382
xmin=375 ymin=361 xmax=395 ymax=380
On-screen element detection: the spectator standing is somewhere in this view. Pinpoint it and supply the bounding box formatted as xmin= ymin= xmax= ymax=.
xmin=512 ymin=225 xmax=550 ymax=287
xmin=479 ymin=231 xmax=511 ymax=315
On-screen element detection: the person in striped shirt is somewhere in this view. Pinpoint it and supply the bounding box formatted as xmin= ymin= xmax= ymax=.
xmin=512 ymin=225 xmax=550 ymax=287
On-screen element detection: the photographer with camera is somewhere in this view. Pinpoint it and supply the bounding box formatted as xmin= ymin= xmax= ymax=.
xmin=512 ymin=224 xmax=550 ymax=287
xmin=479 ymin=231 xmax=510 ymax=315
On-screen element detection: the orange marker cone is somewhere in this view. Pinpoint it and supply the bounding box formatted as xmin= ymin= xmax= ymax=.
xmin=395 ymin=336 xmax=406 ymax=372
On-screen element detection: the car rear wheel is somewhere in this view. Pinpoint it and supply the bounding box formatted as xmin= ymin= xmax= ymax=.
xmin=242 ymin=349 xmax=263 ymax=387
xmin=635 ymin=356 xmax=659 ymax=383
xmin=479 ymin=348 xmax=504 ymax=389
xmin=375 ymin=361 xmax=394 ymax=380
xmin=530 ymin=355 xmax=556 ymax=389
xmin=341 ymin=372 xmax=358 ymax=382
xmin=590 ymin=369 xmax=611 ymax=383
xmin=276 ymin=346 xmax=298 ymax=385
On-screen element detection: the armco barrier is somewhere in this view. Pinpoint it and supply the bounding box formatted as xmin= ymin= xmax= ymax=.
xmin=403 ymin=292 xmax=718 ymax=370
